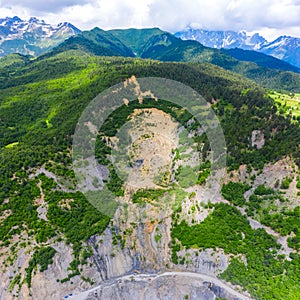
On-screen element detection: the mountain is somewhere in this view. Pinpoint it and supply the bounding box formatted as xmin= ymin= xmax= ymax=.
xmin=108 ymin=27 xmax=165 ymax=56
xmin=0 ymin=49 xmax=300 ymax=300
xmin=259 ymin=35 xmax=300 ymax=69
xmin=0 ymin=16 xmax=80 ymax=57
xmin=175 ymin=28 xmax=267 ymax=50
xmin=0 ymin=17 xmax=299 ymax=91
xmin=48 ymin=27 xmax=134 ymax=58
xmin=51 ymin=27 xmax=300 ymax=92
xmin=175 ymin=28 xmax=300 ymax=68
xmin=49 ymin=27 xmax=219 ymax=64
xmin=0 ymin=53 xmax=30 ymax=68
xmin=222 ymin=48 xmax=300 ymax=73
xmin=1 ymin=16 xmax=299 ymax=71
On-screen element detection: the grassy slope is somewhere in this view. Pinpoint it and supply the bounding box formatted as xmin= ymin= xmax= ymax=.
xmin=108 ymin=28 xmax=165 ymax=56
xmin=269 ymin=91 xmax=300 ymax=119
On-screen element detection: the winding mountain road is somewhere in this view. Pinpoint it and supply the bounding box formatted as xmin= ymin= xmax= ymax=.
xmin=65 ymin=271 xmax=253 ymax=300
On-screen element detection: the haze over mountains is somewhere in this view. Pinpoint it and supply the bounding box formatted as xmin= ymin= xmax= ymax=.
xmin=175 ymin=28 xmax=300 ymax=69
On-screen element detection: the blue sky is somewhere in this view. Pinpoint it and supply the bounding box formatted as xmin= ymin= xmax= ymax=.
xmin=0 ymin=0 xmax=299 ymax=40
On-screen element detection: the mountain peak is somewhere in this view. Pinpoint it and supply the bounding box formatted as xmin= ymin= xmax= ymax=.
xmin=175 ymin=28 xmax=299 ymax=68
xmin=0 ymin=16 xmax=22 ymax=26
xmin=0 ymin=16 xmax=81 ymax=57
xmin=29 ymin=17 xmax=40 ymax=23
xmin=11 ymin=16 xmax=22 ymax=22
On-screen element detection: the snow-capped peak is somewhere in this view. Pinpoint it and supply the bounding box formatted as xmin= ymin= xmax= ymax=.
xmin=175 ymin=28 xmax=267 ymax=50
xmin=175 ymin=27 xmax=300 ymax=68
xmin=0 ymin=16 xmax=81 ymax=57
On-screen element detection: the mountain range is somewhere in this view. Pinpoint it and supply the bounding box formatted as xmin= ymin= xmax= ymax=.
xmin=175 ymin=28 xmax=300 ymax=69
xmin=45 ymin=27 xmax=300 ymax=92
xmin=0 ymin=17 xmax=300 ymax=93
xmin=1 ymin=17 xmax=299 ymax=70
xmin=0 ymin=16 xmax=80 ymax=57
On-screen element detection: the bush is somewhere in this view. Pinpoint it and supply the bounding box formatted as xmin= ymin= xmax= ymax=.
xmin=280 ymin=177 xmax=292 ymax=189
xmin=221 ymin=181 xmax=250 ymax=206
xmin=254 ymin=185 xmax=275 ymax=195
xmin=26 ymin=247 xmax=56 ymax=287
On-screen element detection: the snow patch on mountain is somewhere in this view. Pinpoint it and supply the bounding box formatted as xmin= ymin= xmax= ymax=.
xmin=0 ymin=16 xmax=81 ymax=57
xmin=175 ymin=28 xmax=300 ymax=68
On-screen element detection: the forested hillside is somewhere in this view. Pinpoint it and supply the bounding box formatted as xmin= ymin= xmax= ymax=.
xmin=0 ymin=50 xmax=299 ymax=299
xmin=48 ymin=27 xmax=300 ymax=92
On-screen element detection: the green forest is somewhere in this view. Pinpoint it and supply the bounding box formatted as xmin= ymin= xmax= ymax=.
xmin=172 ymin=203 xmax=300 ymax=299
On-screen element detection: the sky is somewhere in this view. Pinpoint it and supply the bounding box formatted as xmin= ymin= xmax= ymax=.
xmin=0 ymin=0 xmax=300 ymax=40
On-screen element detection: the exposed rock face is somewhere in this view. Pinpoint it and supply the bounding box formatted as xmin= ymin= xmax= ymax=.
xmin=29 ymin=242 xmax=77 ymax=300
xmin=0 ymin=242 xmax=30 ymax=300
xmin=176 ymin=248 xmax=229 ymax=276
xmin=251 ymin=130 xmax=265 ymax=149
xmin=115 ymin=108 xmax=179 ymax=190
xmin=86 ymin=230 xmax=135 ymax=281
xmin=16 ymin=210 xmax=229 ymax=299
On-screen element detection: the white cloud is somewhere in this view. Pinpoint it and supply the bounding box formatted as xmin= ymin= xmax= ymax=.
xmin=0 ymin=0 xmax=89 ymax=13
xmin=0 ymin=0 xmax=299 ymax=39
